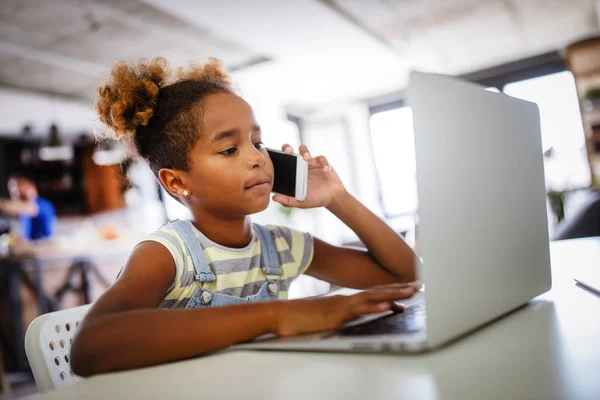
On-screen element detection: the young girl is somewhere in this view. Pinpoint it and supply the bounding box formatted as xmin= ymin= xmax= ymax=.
xmin=71 ymin=57 xmax=419 ymax=377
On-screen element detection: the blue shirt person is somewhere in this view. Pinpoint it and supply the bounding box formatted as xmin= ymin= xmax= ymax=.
xmin=18 ymin=197 xmax=56 ymax=240
xmin=0 ymin=175 xmax=56 ymax=241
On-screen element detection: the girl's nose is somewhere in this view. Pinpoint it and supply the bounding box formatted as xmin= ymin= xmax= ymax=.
xmin=247 ymin=147 xmax=266 ymax=170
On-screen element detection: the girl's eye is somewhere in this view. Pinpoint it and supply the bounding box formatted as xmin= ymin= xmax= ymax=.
xmin=220 ymin=147 xmax=237 ymax=156
xmin=254 ymin=142 xmax=264 ymax=149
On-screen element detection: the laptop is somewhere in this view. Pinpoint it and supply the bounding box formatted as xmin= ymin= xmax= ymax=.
xmin=238 ymin=71 xmax=552 ymax=353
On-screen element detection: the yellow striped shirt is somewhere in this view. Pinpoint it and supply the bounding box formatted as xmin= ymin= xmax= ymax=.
xmin=142 ymin=221 xmax=314 ymax=308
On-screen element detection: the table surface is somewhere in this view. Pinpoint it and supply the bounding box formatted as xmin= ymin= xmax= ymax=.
xmin=1 ymin=235 xmax=139 ymax=265
xmin=28 ymin=238 xmax=600 ymax=400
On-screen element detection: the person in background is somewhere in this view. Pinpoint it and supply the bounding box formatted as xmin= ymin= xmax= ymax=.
xmin=0 ymin=174 xmax=56 ymax=241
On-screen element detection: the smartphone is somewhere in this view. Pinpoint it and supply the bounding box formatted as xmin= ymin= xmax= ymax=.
xmin=266 ymin=148 xmax=308 ymax=201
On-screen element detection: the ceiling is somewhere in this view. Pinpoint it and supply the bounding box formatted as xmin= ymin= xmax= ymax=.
xmin=326 ymin=0 xmax=598 ymax=75
xmin=0 ymin=0 xmax=598 ymax=113
xmin=0 ymin=0 xmax=265 ymax=100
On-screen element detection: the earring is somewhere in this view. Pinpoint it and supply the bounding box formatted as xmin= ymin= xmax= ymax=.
xmin=182 ymin=189 xmax=190 ymax=197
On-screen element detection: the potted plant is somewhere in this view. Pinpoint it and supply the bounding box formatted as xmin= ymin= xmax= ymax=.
xmin=583 ymin=87 xmax=600 ymax=111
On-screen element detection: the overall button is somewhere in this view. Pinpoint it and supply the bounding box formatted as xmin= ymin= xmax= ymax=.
xmin=268 ymin=282 xmax=279 ymax=296
xmin=201 ymin=291 xmax=212 ymax=304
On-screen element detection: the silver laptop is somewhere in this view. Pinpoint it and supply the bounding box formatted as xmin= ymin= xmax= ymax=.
xmin=238 ymin=71 xmax=552 ymax=353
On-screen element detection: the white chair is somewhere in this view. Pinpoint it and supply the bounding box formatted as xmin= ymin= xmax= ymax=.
xmin=24 ymin=304 xmax=92 ymax=393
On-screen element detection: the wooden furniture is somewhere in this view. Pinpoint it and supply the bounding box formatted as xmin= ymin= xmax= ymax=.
xmin=24 ymin=237 xmax=600 ymax=400
xmin=565 ymin=37 xmax=600 ymax=189
xmin=0 ymin=136 xmax=126 ymax=216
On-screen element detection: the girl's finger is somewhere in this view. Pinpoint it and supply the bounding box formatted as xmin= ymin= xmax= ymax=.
xmin=298 ymin=144 xmax=311 ymax=160
xmin=314 ymin=155 xmax=331 ymax=171
xmin=353 ymin=302 xmax=391 ymax=316
xmin=281 ymin=144 xmax=294 ymax=154
xmin=362 ymin=288 xmax=414 ymax=302
xmin=369 ymin=283 xmax=413 ymax=291
xmin=391 ymin=302 xmax=405 ymax=313
xmin=272 ymin=194 xmax=300 ymax=207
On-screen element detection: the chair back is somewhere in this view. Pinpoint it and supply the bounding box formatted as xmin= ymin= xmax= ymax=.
xmin=24 ymin=304 xmax=92 ymax=392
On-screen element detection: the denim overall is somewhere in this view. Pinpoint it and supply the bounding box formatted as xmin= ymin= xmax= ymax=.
xmin=168 ymin=220 xmax=282 ymax=308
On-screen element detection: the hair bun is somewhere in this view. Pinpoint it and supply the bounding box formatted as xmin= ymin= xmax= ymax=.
xmin=174 ymin=57 xmax=231 ymax=88
xmin=96 ymin=57 xmax=169 ymax=139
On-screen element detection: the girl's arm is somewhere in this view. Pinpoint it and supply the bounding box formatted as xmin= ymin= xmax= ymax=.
xmin=70 ymin=240 xmax=274 ymax=376
xmin=307 ymin=192 xmax=417 ymax=289
xmin=71 ymin=241 xmax=415 ymax=376
xmin=273 ymin=145 xmax=419 ymax=289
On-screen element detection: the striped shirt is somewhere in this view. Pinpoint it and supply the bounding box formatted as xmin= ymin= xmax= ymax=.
xmin=143 ymin=221 xmax=314 ymax=309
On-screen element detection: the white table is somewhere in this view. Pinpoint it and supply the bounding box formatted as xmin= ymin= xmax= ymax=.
xmin=28 ymin=238 xmax=600 ymax=400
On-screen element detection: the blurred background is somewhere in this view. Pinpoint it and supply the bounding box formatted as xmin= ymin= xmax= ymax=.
xmin=1 ymin=0 xmax=600 ymax=396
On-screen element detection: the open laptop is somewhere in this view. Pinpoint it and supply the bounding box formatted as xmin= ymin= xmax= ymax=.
xmin=238 ymin=71 xmax=552 ymax=353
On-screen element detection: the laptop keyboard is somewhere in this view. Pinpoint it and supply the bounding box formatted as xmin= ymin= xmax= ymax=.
xmin=336 ymin=303 xmax=426 ymax=336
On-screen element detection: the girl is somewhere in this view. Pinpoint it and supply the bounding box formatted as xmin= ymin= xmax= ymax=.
xmin=71 ymin=57 xmax=419 ymax=376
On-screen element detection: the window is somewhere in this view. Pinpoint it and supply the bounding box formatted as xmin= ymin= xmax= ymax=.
xmin=369 ymin=107 xmax=417 ymax=218
xmin=503 ymin=71 xmax=590 ymax=190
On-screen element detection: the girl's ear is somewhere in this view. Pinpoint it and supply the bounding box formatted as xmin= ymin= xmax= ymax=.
xmin=158 ymin=168 xmax=189 ymax=199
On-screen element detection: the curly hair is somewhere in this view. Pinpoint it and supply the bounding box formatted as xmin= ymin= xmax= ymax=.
xmin=96 ymin=57 xmax=234 ymax=175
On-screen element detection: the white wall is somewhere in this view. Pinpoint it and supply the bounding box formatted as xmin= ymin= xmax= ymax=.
xmin=0 ymin=88 xmax=100 ymax=137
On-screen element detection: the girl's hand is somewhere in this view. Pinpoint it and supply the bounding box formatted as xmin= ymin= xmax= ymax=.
xmin=371 ymin=281 xmax=423 ymax=292
xmin=272 ymin=283 xmax=415 ymax=337
xmin=272 ymin=144 xmax=346 ymax=209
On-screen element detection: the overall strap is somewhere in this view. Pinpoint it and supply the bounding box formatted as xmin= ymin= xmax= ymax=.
xmin=168 ymin=220 xmax=215 ymax=283
xmin=253 ymin=224 xmax=282 ymax=277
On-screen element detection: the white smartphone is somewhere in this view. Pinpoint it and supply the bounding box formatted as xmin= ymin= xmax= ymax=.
xmin=266 ymin=148 xmax=308 ymax=201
